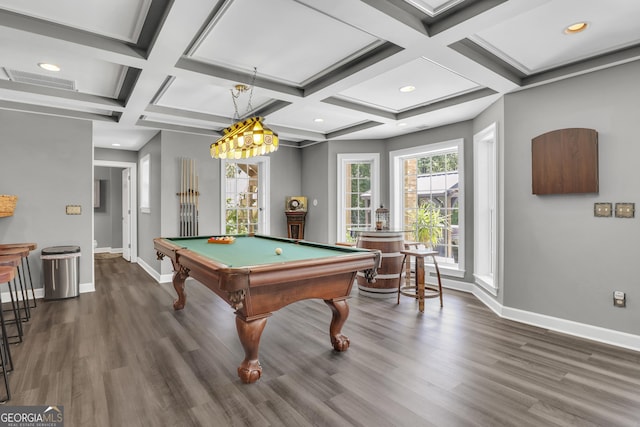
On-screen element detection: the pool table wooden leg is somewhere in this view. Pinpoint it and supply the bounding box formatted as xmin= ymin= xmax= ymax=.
xmin=324 ymin=299 xmax=350 ymax=352
xmin=172 ymin=265 xmax=189 ymax=310
xmin=236 ymin=316 xmax=268 ymax=384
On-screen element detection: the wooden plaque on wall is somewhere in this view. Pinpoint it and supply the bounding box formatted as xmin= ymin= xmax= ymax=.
xmin=531 ymin=128 xmax=598 ymax=195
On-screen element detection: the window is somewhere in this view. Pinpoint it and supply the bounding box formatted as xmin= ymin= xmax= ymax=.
xmin=221 ymin=157 xmax=270 ymax=235
xmin=390 ymin=139 xmax=464 ymax=276
xmin=140 ymin=153 xmax=150 ymax=213
xmin=337 ymin=153 xmax=380 ymax=243
xmin=474 ymin=123 xmax=499 ymax=294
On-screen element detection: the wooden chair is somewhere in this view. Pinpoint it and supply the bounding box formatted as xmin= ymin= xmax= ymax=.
xmin=397 ymin=241 xmax=443 ymax=312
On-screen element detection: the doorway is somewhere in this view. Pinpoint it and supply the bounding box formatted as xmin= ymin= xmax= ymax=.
xmin=93 ymin=160 xmax=138 ymax=263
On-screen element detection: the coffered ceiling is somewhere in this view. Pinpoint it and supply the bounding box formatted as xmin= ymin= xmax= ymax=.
xmin=1 ymin=0 xmax=639 ymax=150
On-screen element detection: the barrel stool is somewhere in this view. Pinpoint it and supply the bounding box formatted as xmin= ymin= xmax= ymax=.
xmin=397 ymin=243 xmax=443 ymax=313
xmin=0 ymin=266 xmax=15 ymax=403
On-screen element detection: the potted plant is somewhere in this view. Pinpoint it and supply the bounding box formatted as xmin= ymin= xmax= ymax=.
xmin=411 ymin=201 xmax=447 ymax=249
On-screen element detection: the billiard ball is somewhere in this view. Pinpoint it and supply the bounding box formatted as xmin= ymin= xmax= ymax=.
xmin=275 ymin=247 xmax=282 ymax=255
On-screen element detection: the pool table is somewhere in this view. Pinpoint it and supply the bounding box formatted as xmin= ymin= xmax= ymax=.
xmin=154 ymin=234 xmax=380 ymax=383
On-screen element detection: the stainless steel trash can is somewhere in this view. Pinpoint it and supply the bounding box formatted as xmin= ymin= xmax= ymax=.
xmin=41 ymin=246 xmax=81 ymax=299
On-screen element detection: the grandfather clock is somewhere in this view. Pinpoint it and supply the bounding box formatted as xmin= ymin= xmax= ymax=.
xmin=285 ymin=196 xmax=307 ymax=240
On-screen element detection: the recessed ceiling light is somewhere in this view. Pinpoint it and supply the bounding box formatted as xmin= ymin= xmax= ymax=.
xmin=111 ymin=143 xmax=121 ymax=147
xmin=38 ymin=63 xmax=61 ymax=72
xmin=397 ymin=122 xmax=408 ymax=127
xmin=564 ymin=22 xmax=588 ymax=34
xmin=399 ymin=85 xmax=415 ymax=93
xmin=314 ymin=118 xmax=324 ymax=123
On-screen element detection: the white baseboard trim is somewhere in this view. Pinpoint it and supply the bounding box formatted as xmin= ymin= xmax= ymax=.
xmin=80 ymin=282 xmax=95 ymax=293
xmin=159 ymin=273 xmax=173 ymax=283
xmin=440 ymin=277 xmax=473 ymax=293
xmin=2 ymin=281 xmax=95 ymax=302
xmin=137 ymin=257 xmax=163 ymax=283
xmin=470 ymin=285 xmax=503 ymax=316
xmin=94 ymin=247 xmax=123 ymax=254
xmin=463 ymin=284 xmax=640 ymax=352
xmin=438 ymin=278 xmax=640 ymax=352
xmin=137 ymin=257 xmax=173 ymax=283
xmin=501 ymin=306 xmax=640 ymax=352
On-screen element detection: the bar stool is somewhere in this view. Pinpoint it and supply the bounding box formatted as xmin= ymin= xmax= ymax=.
xmin=0 ymin=243 xmax=37 ymax=309
xmin=0 ymin=248 xmax=31 ymax=321
xmin=397 ymin=244 xmax=443 ymax=313
xmin=0 ymin=243 xmax=37 ymax=308
xmin=0 ymin=255 xmax=25 ymax=343
xmin=0 ymin=266 xmax=15 ymax=403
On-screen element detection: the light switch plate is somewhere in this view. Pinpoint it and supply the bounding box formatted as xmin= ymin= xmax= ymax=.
xmin=594 ymin=203 xmax=612 ymax=217
xmin=615 ymin=202 xmax=634 ymax=218
xmin=66 ymin=205 xmax=82 ymax=215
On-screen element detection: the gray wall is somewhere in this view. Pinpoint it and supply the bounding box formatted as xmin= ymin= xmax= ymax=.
xmin=502 ymin=60 xmax=640 ymax=334
xmin=0 ymin=110 xmax=93 ymax=289
xmin=93 ymin=166 xmax=123 ymax=250
xmin=301 ymin=142 xmax=329 ymax=243
xmin=269 ymin=144 xmax=303 ymax=237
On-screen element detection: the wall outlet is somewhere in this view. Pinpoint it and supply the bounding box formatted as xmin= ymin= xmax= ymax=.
xmin=613 ymin=291 xmax=626 ymax=308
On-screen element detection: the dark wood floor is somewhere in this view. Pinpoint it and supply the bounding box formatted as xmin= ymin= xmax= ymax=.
xmin=5 ymin=257 xmax=640 ymax=426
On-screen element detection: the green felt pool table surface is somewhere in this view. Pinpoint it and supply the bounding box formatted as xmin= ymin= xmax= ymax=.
xmin=164 ymin=234 xmax=370 ymax=267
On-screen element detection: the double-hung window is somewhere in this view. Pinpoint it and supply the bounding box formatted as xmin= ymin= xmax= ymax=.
xmin=390 ymin=139 xmax=464 ymax=277
xmin=337 ymin=153 xmax=380 ymax=243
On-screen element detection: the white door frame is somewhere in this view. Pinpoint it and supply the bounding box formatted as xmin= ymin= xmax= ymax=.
xmin=93 ymin=160 xmax=138 ymax=263
xmin=122 ymin=168 xmax=131 ymax=261
xmin=220 ymin=157 xmax=270 ymax=235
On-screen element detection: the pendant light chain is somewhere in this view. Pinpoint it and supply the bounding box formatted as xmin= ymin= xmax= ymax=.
xmin=230 ymin=67 xmax=258 ymax=121
xmin=246 ymin=67 xmax=257 ymax=113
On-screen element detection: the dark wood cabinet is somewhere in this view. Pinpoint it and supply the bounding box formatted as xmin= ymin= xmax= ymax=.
xmin=531 ymin=128 xmax=598 ymax=195
xmin=285 ymin=211 xmax=306 ymax=240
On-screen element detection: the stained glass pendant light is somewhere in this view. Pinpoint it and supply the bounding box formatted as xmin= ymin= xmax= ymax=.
xmin=210 ymin=70 xmax=279 ymax=159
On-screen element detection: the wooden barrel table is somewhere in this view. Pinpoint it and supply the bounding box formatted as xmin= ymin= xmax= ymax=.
xmin=355 ymin=230 xmax=405 ymax=298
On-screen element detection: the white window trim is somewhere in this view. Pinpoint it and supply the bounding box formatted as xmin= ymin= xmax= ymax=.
xmin=389 ymin=138 xmax=465 ymax=278
xmin=219 ymin=156 xmax=270 ymax=235
xmin=336 ymin=153 xmax=380 ymax=243
xmin=473 ymin=122 xmax=500 ymax=296
xmin=139 ymin=153 xmax=150 ymax=213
